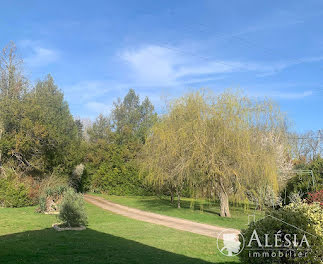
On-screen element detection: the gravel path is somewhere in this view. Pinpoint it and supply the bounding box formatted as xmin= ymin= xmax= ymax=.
xmin=84 ymin=194 xmax=240 ymax=239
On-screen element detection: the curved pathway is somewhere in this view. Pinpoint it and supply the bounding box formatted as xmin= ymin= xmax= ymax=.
xmin=84 ymin=194 xmax=240 ymax=240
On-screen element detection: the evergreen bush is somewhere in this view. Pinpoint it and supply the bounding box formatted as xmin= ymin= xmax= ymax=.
xmin=58 ymin=188 xmax=88 ymax=227
xmin=0 ymin=170 xmax=33 ymax=207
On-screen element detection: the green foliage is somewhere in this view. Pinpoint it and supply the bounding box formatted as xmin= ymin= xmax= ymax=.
xmin=38 ymin=174 xmax=69 ymax=212
xmin=88 ymin=114 xmax=112 ymax=142
xmin=239 ymin=201 xmax=323 ymax=263
xmin=91 ymin=160 xmax=147 ymax=195
xmin=140 ymin=90 xmax=289 ymax=215
xmin=58 ymin=188 xmax=88 ymax=227
xmin=112 ymin=89 xmax=157 ymax=144
xmin=0 ymin=42 xmax=83 ymax=204
xmin=0 ymin=170 xmax=33 ymax=207
xmin=86 ymin=141 xmax=149 ymax=195
xmin=16 ymin=75 xmax=80 ymax=173
xmin=0 ymin=44 xmax=81 ymax=176
xmin=85 ymin=89 xmax=156 ymax=195
xmin=283 ymin=157 xmax=323 ymax=204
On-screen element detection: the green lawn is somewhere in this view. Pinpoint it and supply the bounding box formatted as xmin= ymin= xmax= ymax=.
xmin=93 ymin=194 xmax=264 ymax=230
xmin=0 ymin=203 xmax=239 ymax=264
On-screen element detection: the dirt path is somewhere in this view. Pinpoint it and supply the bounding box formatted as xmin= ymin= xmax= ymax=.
xmin=84 ymin=194 xmax=240 ymax=239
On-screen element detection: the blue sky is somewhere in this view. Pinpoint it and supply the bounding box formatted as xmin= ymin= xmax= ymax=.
xmin=1 ymin=0 xmax=323 ymax=132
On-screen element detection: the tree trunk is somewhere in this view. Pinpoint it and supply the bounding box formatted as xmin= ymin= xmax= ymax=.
xmin=176 ymin=188 xmax=181 ymax=208
xmin=0 ymin=127 xmax=2 ymax=174
xmin=170 ymin=189 xmax=174 ymax=204
xmin=218 ymin=183 xmax=231 ymax=217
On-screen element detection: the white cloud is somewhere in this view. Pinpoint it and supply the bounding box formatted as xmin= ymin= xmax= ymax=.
xmin=121 ymin=45 xmax=243 ymax=86
xmin=120 ymin=45 xmax=323 ymax=87
xmin=264 ymin=90 xmax=313 ymax=99
xmin=85 ymin=101 xmax=112 ymax=115
xmin=20 ymin=40 xmax=59 ymax=67
xmin=243 ymin=83 xmax=315 ymax=100
xmin=121 ymin=45 xmax=180 ymax=85
xmin=64 ymin=81 xmax=112 ymax=103
xmin=27 ymin=47 xmax=59 ymax=67
xmin=63 ymin=80 xmax=126 ymax=119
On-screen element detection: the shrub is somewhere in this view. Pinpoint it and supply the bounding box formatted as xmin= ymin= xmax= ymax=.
xmin=22 ymin=176 xmax=41 ymax=205
xmin=307 ymin=190 xmax=323 ymax=207
xmin=38 ymin=175 xmax=69 ymax=213
xmin=38 ymin=185 xmax=67 ymax=213
xmin=58 ymin=188 xmax=88 ymax=227
xmin=239 ymin=201 xmax=323 ymax=264
xmin=282 ymin=157 xmax=323 ymax=205
xmin=0 ymin=170 xmax=33 ymax=207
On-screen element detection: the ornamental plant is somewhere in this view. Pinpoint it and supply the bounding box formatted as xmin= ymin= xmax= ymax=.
xmin=58 ymin=188 xmax=88 ymax=227
xmin=307 ymin=190 xmax=323 ymax=207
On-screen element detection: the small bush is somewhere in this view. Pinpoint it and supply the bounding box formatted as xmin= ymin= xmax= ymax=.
xmin=239 ymin=201 xmax=323 ymax=264
xmin=58 ymin=188 xmax=88 ymax=227
xmin=0 ymin=170 xmax=33 ymax=207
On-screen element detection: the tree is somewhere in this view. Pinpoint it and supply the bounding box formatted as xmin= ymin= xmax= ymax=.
xmin=290 ymin=130 xmax=322 ymax=162
xmin=112 ymin=89 xmax=157 ymax=144
xmin=0 ymin=42 xmax=29 ymax=170
xmin=0 ymin=42 xmax=83 ymax=206
xmin=84 ymin=89 xmax=156 ymax=195
xmin=74 ymin=119 xmax=84 ymax=140
xmin=196 ymin=92 xmax=289 ymax=216
xmin=87 ymin=114 xmax=112 ymax=143
xmin=0 ymin=69 xmax=80 ymax=175
xmin=140 ymin=92 xmax=206 ymax=208
xmin=0 ymin=41 xmax=27 ymax=98
xmin=18 ymin=75 xmax=79 ymax=172
xmin=141 ymin=91 xmax=289 ymax=216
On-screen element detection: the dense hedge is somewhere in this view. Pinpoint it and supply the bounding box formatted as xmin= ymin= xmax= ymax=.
xmin=90 ymin=161 xmax=150 ymax=195
xmin=0 ymin=174 xmax=33 ymax=208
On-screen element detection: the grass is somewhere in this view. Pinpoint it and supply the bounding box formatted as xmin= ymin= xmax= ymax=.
xmin=0 ymin=203 xmax=239 ymax=264
xmin=92 ymin=194 xmax=264 ymax=230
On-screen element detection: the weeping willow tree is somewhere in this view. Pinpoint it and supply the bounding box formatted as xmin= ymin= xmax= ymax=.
xmin=140 ymin=90 xmax=290 ymax=217
xmin=139 ymin=93 xmax=206 ymax=208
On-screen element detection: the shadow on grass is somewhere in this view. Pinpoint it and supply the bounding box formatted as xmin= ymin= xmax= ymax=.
xmin=134 ymin=197 xmax=215 ymax=211
xmin=0 ymin=228 xmax=238 ymax=264
xmin=134 ymin=197 xmax=223 ymax=216
xmin=135 ymin=197 xmax=258 ymax=217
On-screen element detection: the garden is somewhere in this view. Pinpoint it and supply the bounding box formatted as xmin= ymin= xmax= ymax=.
xmin=0 ymin=42 xmax=322 ymax=264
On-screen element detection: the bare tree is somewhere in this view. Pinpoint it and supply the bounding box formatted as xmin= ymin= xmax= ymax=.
xmin=290 ymin=130 xmax=323 ymax=162
xmin=0 ymin=41 xmax=27 ymax=98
